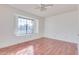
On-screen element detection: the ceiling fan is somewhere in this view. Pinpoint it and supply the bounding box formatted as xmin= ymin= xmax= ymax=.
xmin=35 ymin=4 xmax=53 ymax=11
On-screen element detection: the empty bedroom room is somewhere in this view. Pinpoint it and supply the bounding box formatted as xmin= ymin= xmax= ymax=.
xmin=0 ymin=4 xmax=78 ymax=55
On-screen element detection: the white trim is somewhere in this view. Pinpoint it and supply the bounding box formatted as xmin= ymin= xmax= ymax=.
xmin=14 ymin=14 xmax=39 ymax=36
xmin=14 ymin=13 xmax=37 ymax=20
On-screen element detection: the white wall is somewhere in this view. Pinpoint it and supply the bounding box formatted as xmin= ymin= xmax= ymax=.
xmin=0 ymin=5 xmax=44 ymax=48
xmin=44 ymin=10 xmax=79 ymax=43
xmin=0 ymin=4 xmax=78 ymax=48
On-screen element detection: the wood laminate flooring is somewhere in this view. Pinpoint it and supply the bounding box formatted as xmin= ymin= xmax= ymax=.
xmin=0 ymin=37 xmax=78 ymax=55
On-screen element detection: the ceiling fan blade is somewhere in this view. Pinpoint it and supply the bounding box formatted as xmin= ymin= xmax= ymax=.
xmin=35 ymin=4 xmax=53 ymax=11
xmin=41 ymin=4 xmax=53 ymax=7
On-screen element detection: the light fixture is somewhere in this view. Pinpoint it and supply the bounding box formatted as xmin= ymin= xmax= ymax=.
xmin=35 ymin=4 xmax=53 ymax=11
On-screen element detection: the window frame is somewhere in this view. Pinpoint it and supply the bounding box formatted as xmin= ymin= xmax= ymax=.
xmin=15 ymin=14 xmax=39 ymax=36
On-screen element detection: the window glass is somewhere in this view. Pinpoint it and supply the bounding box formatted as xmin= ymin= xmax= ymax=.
xmin=16 ymin=17 xmax=34 ymax=36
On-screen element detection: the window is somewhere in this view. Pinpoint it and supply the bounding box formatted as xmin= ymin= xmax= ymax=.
xmin=16 ymin=16 xmax=38 ymax=36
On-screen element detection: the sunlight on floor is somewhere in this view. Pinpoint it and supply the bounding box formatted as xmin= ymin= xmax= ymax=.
xmin=16 ymin=45 xmax=34 ymax=55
